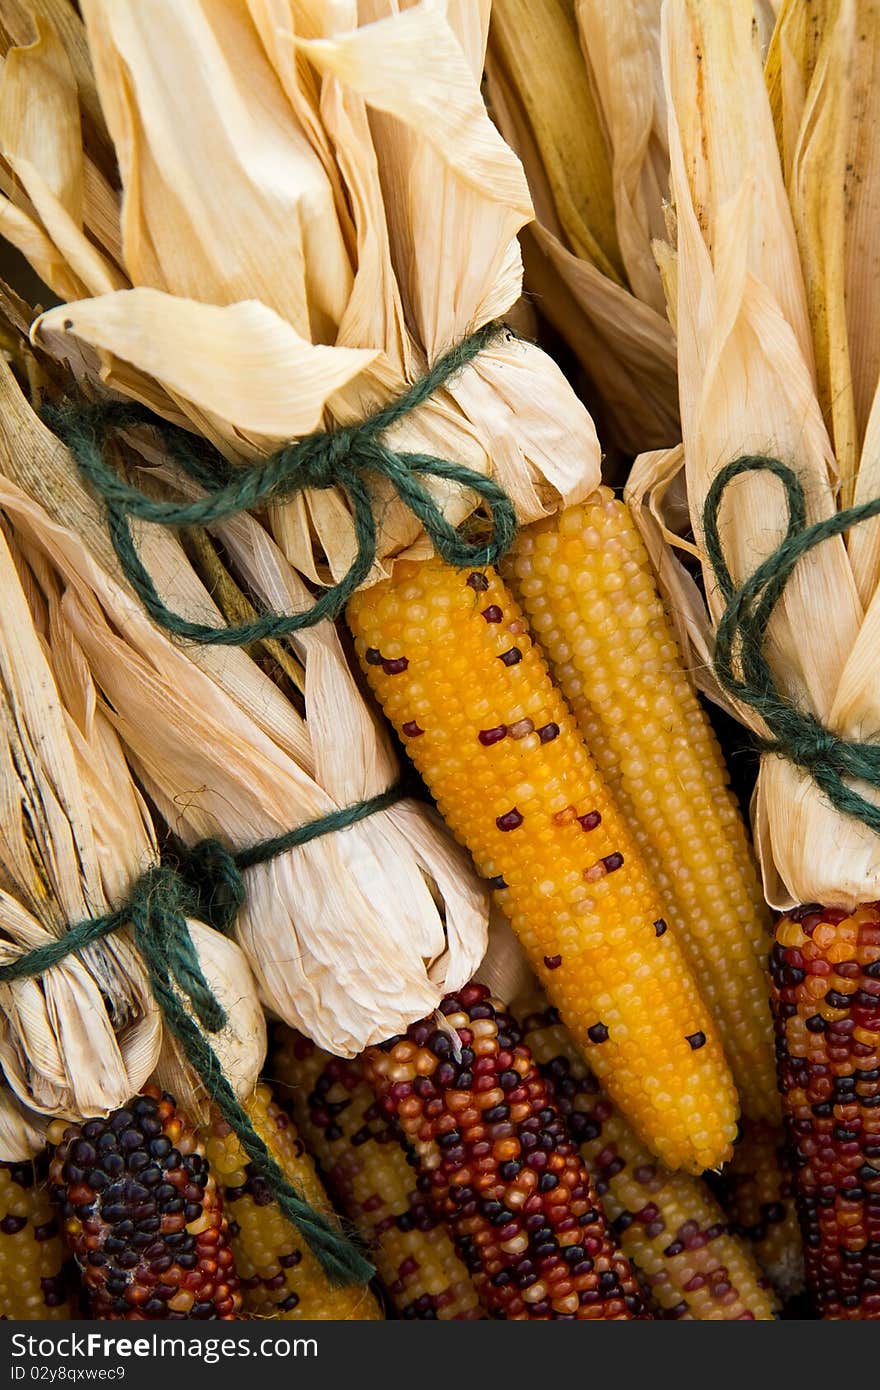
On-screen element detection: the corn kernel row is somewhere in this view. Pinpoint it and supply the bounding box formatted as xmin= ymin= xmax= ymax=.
xmin=364 ymin=983 xmax=648 ymax=1319
xmin=204 ymin=1083 xmax=381 ymax=1321
xmin=503 ymin=495 xmax=777 ymax=1121
xmin=48 ymin=1089 xmax=240 ymax=1319
xmin=272 ymin=1030 xmax=482 ymax=1319
xmin=0 ymin=1159 xmax=75 ymax=1319
xmin=348 ymin=559 xmax=738 ymax=1173
xmin=773 ymin=904 xmax=880 ymax=1319
xmin=516 ymin=997 xmax=776 ymax=1320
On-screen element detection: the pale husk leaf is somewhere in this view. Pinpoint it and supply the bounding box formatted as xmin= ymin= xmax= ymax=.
xmin=0 ymin=363 xmax=490 ymax=1054
xmin=13 ymin=0 xmax=600 ymax=581
xmin=662 ymin=0 xmax=880 ymax=907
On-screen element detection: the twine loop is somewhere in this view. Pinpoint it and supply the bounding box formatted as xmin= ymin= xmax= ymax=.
xmin=44 ymin=321 xmax=518 ymax=648
xmin=704 ymin=455 xmax=880 ymax=835
xmin=0 ymin=785 xmax=407 ymax=1284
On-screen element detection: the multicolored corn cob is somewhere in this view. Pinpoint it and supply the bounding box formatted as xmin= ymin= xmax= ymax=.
xmin=204 ymin=1083 xmax=381 ymax=1320
xmin=0 ymin=1160 xmax=75 ymax=1319
xmin=710 ymin=1120 xmax=805 ymax=1300
xmin=516 ymin=997 xmax=776 ymax=1320
xmin=772 ymin=904 xmax=880 ymax=1319
xmin=363 ymin=982 xmax=648 ymax=1319
xmin=348 ymin=559 xmax=738 ymax=1173
xmin=503 ymin=493 xmax=777 ymax=1121
xmin=272 ymin=1028 xmax=483 ymax=1320
xmin=48 ymin=1088 xmax=241 ymax=1319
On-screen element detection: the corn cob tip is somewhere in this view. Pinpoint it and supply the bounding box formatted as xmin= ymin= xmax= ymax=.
xmin=48 ymin=1087 xmax=241 ymax=1320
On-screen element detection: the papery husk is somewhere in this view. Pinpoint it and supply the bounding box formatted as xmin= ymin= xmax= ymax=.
xmin=485 ymin=0 xmax=679 ymax=451
xmin=0 ymin=509 xmax=161 ymax=1126
xmin=52 ymin=514 xmax=490 ymax=1056
xmin=0 ymin=485 xmax=266 ymax=1139
xmin=0 ymin=344 xmax=490 ymax=1057
xmin=5 ymin=0 xmax=600 ymax=584
xmin=654 ymin=0 xmax=880 ymax=911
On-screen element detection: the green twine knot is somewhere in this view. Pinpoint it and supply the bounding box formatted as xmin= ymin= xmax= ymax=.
xmin=0 ymin=783 xmax=408 ymax=1285
xmin=704 ymin=455 xmax=880 ymax=835
xmin=43 ymin=322 xmax=518 ymax=647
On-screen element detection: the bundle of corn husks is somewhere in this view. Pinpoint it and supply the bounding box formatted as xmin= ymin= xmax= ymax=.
xmin=0 ymin=0 xmax=759 ymax=1181
xmin=622 ymin=0 xmax=880 ymax=1320
xmin=1 ymin=0 xmax=869 ymax=1327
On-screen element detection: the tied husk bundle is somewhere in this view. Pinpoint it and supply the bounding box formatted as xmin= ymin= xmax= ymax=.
xmin=0 ymin=0 xmax=600 ymax=587
xmin=0 ymin=464 xmax=266 ymax=1157
xmin=628 ymin=0 xmax=880 ymax=911
xmin=0 ymin=315 xmax=490 ymax=1056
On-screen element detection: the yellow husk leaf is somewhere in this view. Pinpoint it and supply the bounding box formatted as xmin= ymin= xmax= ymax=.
xmin=0 ymin=349 xmax=490 ymax=1057
xmin=0 ymin=479 xmax=267 ymax=1139
xmin=658 ymin=0 xmax=880 ymax=909
xmin=11 ymin=0 xmax=599 ymax=583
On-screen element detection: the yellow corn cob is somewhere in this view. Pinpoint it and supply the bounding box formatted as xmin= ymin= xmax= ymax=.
xmin=204 ymin=1084 xmax=382 ymax=1321
xmin=516 ymin=997 xmax=776 ymax=1321
xmin=347 ymin=558 xmax=738 ymax=1173
xmin=503 ymin=492 xmax=777 ymax=1122
xmin=0 ymin=1159 xmax=74 ymax=1319
xmin=271 ymin=1028 xmax=483 ymax=1320
xmin=711 ymin=1120 xmax=805 ymax=1301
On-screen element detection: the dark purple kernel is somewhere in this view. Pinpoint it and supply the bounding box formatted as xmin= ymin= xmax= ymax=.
xmin=587 ymin=1022 xmax=610 ymax=1045
xmin=654 ymin=918 xmax=668 ymax=937
xmin=479 ymin=725 xmax=507 ymax=746
xmin=537 ymin=722 xmax=560 ymax=743
xmin=686 ymin=1031 xmax=707 ymax=1051
xmin=578 ymin=811 xmax=602 ymax=832
xmin=543 ymin=954 xmax=562 ymax=971
xmin=496 ymin=808 xmax=523 ymax=832
xmin=602 ymin=852 xmax=624 ymax=873
xmin=382 ymin=657 xmax=409 ymax=676
xmin=489 ymin=875 xmax=508 ymax=891
xmin=498 ymin=647 xmax=523 ymax=666
xmin=0 ymin=1215 xmax=26 ymax=1235
xmin=401 ymin=721 xmax=424 ymax=738
xmin=365 ymin=647 xmax=383 ymax=666
xmin=481 ymin=605 xmax=503 ymax=623
xmin=466 ymin=572 xmax=489 ymax=591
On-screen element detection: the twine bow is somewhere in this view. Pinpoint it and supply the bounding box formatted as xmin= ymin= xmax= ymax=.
xmin=704 ymin=455 xmax=880 ymax=835
xmin=0 ymin=784 xmax=404 ymax=1283
xmin=44 ymin=321 xmax=518 ymax=647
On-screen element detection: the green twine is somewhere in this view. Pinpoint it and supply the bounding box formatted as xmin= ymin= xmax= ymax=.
xmin=43 ymin=321 xmax=518 ymax=647
xmin=703 ymin=455 xmax=880 ymax=835
xmin=0 ymin=783 xmax=405 ymax=1285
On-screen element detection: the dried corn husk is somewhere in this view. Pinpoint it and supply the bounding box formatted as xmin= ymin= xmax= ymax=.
xmin=0 ymin=0 xmax=599 ymax=586
xmin=485 ymin=0 xmax=679 ymax=451
xmin=635 ymin=0 xmax=880 ymax=910
xmin=0 ymin=472 xmax=265 ymax=1148
xmin=0 ymin=331 xmax=489 ymax=1056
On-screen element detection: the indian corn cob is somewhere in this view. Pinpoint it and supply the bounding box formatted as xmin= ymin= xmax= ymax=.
xmin=272 ymin=1030 xmax=483 ymax=1320
xmin=48 ymin=1088 xmax=241 ymax=1320
xmin=772 ymin=904 xmax=880 ymax=1319
xmin=0 ymin=1159 xmax=75 ymax=1319
xmin=516 ymin=996 xmax=776 ymax=1320
xmin=204 ymin=1082 xmax=381 ymax=1320
xmin=710 ymin=1120 xmax=805 ymax=1300
xmin=503 ymin=492 xmax=777 ymax=1121
xmin=348 ymin=559 xmax=737 ymax=1174
xmin=363 ymin=982 xmax=648 ymax=1320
